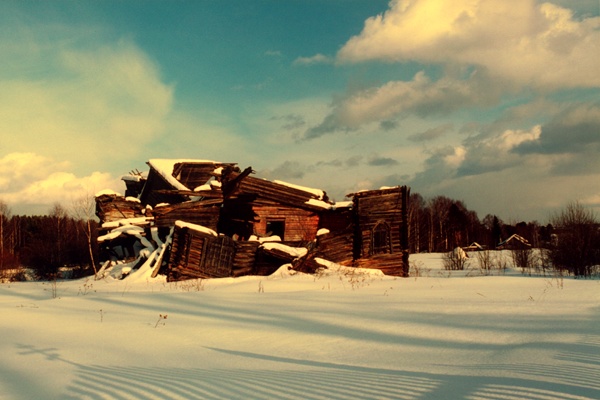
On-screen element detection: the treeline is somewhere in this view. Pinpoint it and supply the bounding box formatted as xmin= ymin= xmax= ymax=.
xmin=0 ymin=202 xmax=99 ymax=280
xmin=409 ymin=194 xmax=600 ymax=277
xmin=408 ymin=193 xmax=552 ymax=253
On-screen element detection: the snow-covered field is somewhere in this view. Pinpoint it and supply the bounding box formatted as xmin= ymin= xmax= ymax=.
xmin=1 ymin=252 xmax=598 ymax=400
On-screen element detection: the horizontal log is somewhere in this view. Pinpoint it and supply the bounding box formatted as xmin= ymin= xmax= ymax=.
xmin=153 ymin=190 xmax=224 ymax=200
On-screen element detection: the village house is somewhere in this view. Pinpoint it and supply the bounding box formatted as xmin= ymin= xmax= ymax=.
xmin=95 ymin=159 xmax=410 ymax=281
xmin=497 ymin=234 xmax=532 ymax=250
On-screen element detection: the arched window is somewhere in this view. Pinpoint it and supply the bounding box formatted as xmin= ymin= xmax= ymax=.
xmin=371 ymin=221 xmax=392 ymax=255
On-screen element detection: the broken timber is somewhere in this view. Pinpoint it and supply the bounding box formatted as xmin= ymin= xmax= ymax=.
xmin=95 ymin=159 xmax=411 ymax=281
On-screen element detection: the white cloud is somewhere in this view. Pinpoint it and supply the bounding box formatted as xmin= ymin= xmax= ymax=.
xmin=0 ymin=36 xmax=174 ymax=174
xmin=443 ymin=146 xmax=467 ymax=168
xmin=305 ymin=1 xmax=599 ymax=140
xmin=337 ymin=0 xmax=600 ymax=89
xmin=0 ymin=152 xmax=69 ymax=192
xmin=298 ymin=0 xmax=599 ymax=221
xmin=304 ymin=70 xmax=499 ymax=138
xmin=0 ymin=152 xmax=120 ymax=214
xmin=293 ymin=53 xmax=333 ymax=66
xmin=496 ymin=125 xmax=542 ymax=151
xmin=417 ymin=125 xmax=543 ymax=178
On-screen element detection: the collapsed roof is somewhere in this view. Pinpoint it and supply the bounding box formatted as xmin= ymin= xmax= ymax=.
xmin=95 ymin=158 xmax=411 ymax=281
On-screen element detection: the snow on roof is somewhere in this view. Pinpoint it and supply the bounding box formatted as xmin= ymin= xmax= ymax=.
xmin=249 ymin=235 xmax=282 ymax=243
xmin=193 ymin=179 xmax=222 ymax=192
xmin=148 ymin=159 xmax=224 ymax=192
xmin=334 ymin=201 xmax=352 ymax=209
xmin=147 ymin=159 xmax=192 ymax=191
xmin=317 ymin=228 xmax=330 ymax=236
xmin=273 ymin=180 xmax=325 ymax=200
xmin=101 ymin=217 xmax=152 ymax=229
xmin=260 ymin=242 xmax=308 ymax=258
xmin=347 ymin=186 xmax=402 ymax=197
xmin=498 ymin=234 xmax=531 ymax=247
xmin=305 ymin=198 xmax=335 ymax=209
xmin=193 ymin=184 xmax=212 ymax=192
xmin=111 ymin=225 xmax=145 ymax=234
xmin=175 ymin=220 xmax=218 ymax=236
xmin=97 ymin=223 xmax=153 ymax=249
xmin=95 ymin=189 xmax=121 ymax=197
xmin=121 ymin=173 xmax=147 ymax=182
xmin=97 ymin=231 xmax=122 ymax=242
xmin=465 ymin=242 xmax=484 ymax=249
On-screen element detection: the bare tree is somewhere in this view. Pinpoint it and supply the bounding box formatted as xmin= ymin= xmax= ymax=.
xmin=549 ymin=201 xmax=599 ymax=277
xmin=0 ymin=200 xmax=11 ymax=271
xmin=408 ymin=193 xmax=426 ymax=253
xmin=475 ymin=250 xmax=493 ymax=274
xmin=511 ymin=247 xmax=536 ymax=276
xmin=443 ymin=247 xmax=469 ymax=270
xmin=49 ymin=202 xmax=69 ymax=270
xmin=71 ymin=194 xmax=99 ymax=278
xmin=428 ymin=196 xmax=453 ymax=252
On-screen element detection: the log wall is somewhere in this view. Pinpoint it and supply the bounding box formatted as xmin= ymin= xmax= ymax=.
xmin=352 ymin=252 xmax=409 ymax=276
xmin=151 ymin=203 xmax=221 ymax=230
xmin=351 ymin=186 xmax=410 ymax=276
xmin=95 ymin=194 xmax=144 ymax=223
xmin=222 ymin=172 xmax=331 ymax=211
xmin=232 ymin=241 xmax=259 ymax=277
xmin=167 ymin=226 xmax=235 ymax=281
xmin=252 ymin=204 xmax=319 ymax=242
xmin=315 ymin=230 xmax=353 ymax=265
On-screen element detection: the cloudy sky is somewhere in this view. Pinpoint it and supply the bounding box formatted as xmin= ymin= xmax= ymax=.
xmin=1 ymin=0 xmax=599 ymax=222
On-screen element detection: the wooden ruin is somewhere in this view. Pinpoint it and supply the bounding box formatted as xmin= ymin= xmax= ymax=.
xmin=349 ymin=187 xmax=410 ymax=276
xmin=95 ymin=159 xmax=410 ymax=281
xmin=167 ymin=222 xmax=236 ymax=280
xmin=95 ymin=193 xmax=145 ymax=223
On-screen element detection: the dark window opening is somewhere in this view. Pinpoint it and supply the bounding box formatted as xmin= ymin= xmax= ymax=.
xmin=266 ymin=220 xmax=285 ymax=240
xmin=372 ymin=221 xmax=391 ymax=255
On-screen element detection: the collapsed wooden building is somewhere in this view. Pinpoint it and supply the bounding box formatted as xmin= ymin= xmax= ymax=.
xmin=95 ymin=159 xmax=410 ymax=281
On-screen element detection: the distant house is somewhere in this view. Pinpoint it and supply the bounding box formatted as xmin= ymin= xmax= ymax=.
xmin=497 ymin=234 xmax=531 ymax=250
xmin=463 ymin=242 xmax=486 ymax=252
xmin=95 ymin=159 xmax=411 ymax=281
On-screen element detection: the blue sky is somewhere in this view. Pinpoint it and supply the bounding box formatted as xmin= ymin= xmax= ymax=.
xmin=1 ymin=0 xmax=599 ymax=222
